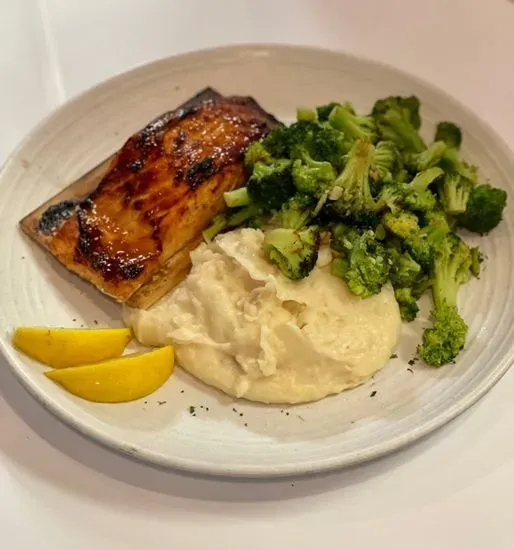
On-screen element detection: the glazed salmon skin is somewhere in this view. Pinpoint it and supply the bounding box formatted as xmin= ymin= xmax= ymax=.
xmin=20 ymin=88 xmax=279 ymax=308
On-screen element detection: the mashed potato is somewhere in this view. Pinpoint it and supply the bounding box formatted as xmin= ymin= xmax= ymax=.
xmin=124 ymin=228 xmax=401 ymax=404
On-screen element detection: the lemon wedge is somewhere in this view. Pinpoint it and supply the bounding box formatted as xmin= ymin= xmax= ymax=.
xmin=12 ymin=327 xmax=132 ymax=368
xmin=45 ymin=346 xmax=174 ymax=403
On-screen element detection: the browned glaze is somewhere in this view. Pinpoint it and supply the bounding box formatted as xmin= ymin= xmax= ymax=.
xmin=43 ymin=91 xmax=278 ymax=302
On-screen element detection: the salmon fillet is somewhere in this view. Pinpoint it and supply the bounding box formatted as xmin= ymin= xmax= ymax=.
xmin=20 ymin=88 xmax=278 ymax=306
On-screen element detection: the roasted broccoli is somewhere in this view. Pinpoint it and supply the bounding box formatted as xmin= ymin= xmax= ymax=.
xmin=457 ymin=183 xmax=507 ymax=234
xmin=382 ymin=211 xmax=420 ymax=239
xmin=404 ymin=219 xmax=449 ymax=269
xmin=402 ymin=167 xmax=443 ymax=212
xmin=263 ymin=120 xmax=346 ymax=168
xmin=419 ymin=303 xmax=468 ymax=366
xmin=331 ymin=226 xmax=391 ymax=297
xmin=418 ymin=233 xmax=472 ymax=366
xmin=371 ymin=95 xmax=425 ymax=153
xmin=372 ymin=95 xmax=422 ymax=128
xmin=438 ymin=147 xmax=479 ymax=184
xmin=369 ymin=141 xmax=401 ymax=188
xmin=264 ymin=225 xmax=320 ymax=280
xmin=390 ymin=251 xmax=423 ymax=288
xmin=328 ymin=102 xmax=377 ymax=143
xmin=246 ymin=159 xmax=295 ymax=211
xmin=394 ymin=287 xmax=420 ymax=322
xmin=206 ymin=158 xmax=294 ymax=240
xmin=244 ymin=141 xmax=273 ymax=169
xmin=434 ymin=121 xmax=462 ymax=149
xmin=376 ymin=167 xmax=443 ymax=214
xmin=440 ymin=173 xmax=474 ymax=215
xmin=292 ymin=153 xmax=336 ymax=199
xmin=407 ymin=140 xmax=447 ymax=172
xmin=204 ymin=95 xmax=507 ymax=368
xmin=316 ymin=102 xmax=341 ymax=121
xmin=274 ymin=193 xmax=315 ymax=230
xmin=330 ymin=140 xmax=378 ymax=222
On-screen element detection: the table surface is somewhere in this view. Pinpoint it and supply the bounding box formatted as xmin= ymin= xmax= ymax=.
xmin=1 ymin=1 xmax=514 ymax=549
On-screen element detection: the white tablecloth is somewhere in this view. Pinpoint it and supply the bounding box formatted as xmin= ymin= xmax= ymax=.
xmin=1 ymin=1 xmax=513 ymax=548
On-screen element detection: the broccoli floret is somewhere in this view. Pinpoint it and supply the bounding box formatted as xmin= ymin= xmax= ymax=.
xmin=274 ymin=194 xmax=315 ymax=230
xmin=328 ymin=102 xmax=377 ymax=143
xmin=422 ymin=209 xmax=452 ymax=232
xmin=375 ymin=167 xmax=442 ymax=214
xmin=292 ymin=153 xmax=336 ymax=199
xmin=404 ymin=220 xmax=449 ymax=269
xmin=432 ymin=233 xmax=473 ymax=308
xmin=434 ymin=122 xmax=462 ymax=149
xmin=403 ymin=167 xmax=443 ymax=212
xmin=382 ymin=211 xmax=420 ymax=239
xmin=386 ymin=239 xmax=424 ymax=288
xmin=457 ymin=183 xmax=507 ymax=234
xmin=419 ymin=303 xmax=468 ymax=366
xmin=372 ymin=96 xmax=425 ymax=153
xmin=418 ymin=233 xmax=472 ymax=366
xmin=331 ymin=227 xmax=391 ymax=297
xmin=411 ymin=273 xmax=434 ymax=299
xmin=331 ymin=140 xmax=378 ymax=221
xmin=296 ymin=107 xmax=318 ymax=122
xmin=264 ymin=226 xmax=320 ymax=280
xmin=263 ymin=120 xmax=346 ymax=169
xmin=440 ymin=173 xmax=473 ymax=215
xmin=391 ymin=251 xmax=423 ymax=288
xmin=369 ymin=141 xmax=401 ymax=189
xmin=300 ymin=123 xmax=348 ymax=168
xmin=244 ymin=141 xmax=273 ymax=169
xmin=394 ymin=287 xmax=420 ymax=322
xmin=259 ymin=125 xmax=291 ymax=158
xmin=376 ymin=182 xmax=402 ymax=214
xmin=407 ymin=141 xmax=447 ymax=172
xmin=372 ymin=96 xmax=422 ymax=129
xmin=224 ymin=187 xmax=251 ymax=208
xmin=246 ymin=159 xmax=295 ymax=211
xmin=438 ymin=147 xmax=479 ymax=185
xmin=330 ymin=223 xmax=359 ymax=252
xmin=316 ymin=102 xmax=341 ymax=121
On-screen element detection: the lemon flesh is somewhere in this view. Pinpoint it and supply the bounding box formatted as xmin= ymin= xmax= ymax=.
xmin=45 ymin=346 xmax=174 ymax=403
xmin=12 ymin=327 xmax=132 ymax=368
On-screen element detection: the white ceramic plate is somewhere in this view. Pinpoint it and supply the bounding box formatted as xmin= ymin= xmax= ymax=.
xmin=0 ymin=45 xmax=513 ymax=478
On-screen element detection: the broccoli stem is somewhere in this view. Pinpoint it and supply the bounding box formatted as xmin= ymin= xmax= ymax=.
xmin=328 ymin=103 xmax=376 ymax=142
xmin=224 ymin=187 xmax=251 ymax=208
xmin=381 ymin=109 xmax=426 ymax=153
xmin=202 ymin=214 xmax=227 ymax=242
xmin=296 ymin=107 xmax=318 ymax=122
xmin=409 ymin=167 xmax=444 ymax=192
xmin=226 ymin=203 xmax=262 ymax=227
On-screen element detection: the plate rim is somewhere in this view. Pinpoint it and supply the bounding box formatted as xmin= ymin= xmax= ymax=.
xmin=1 ymin=43 xmax=513 ymax=478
